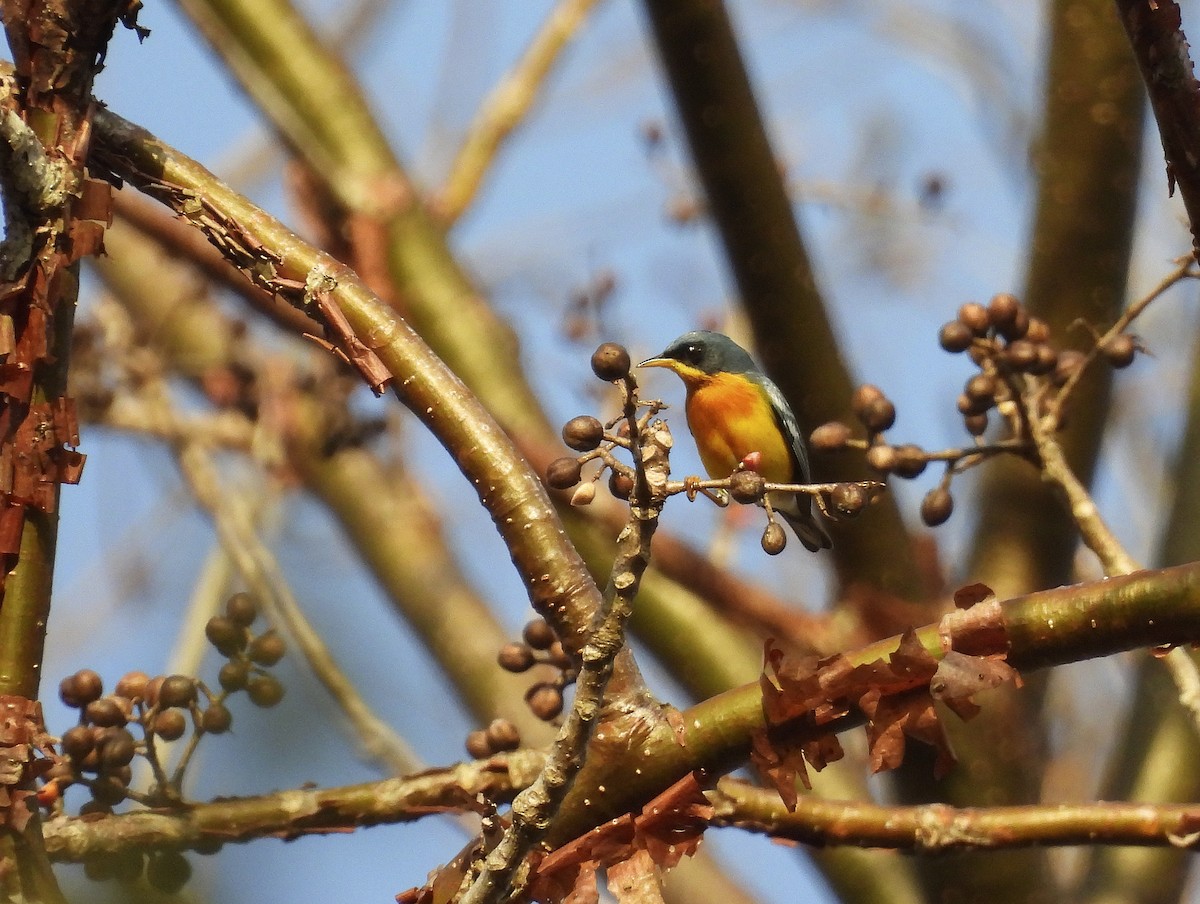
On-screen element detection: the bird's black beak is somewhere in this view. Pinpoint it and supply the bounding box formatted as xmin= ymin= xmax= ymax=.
xmin=637 ymin=354 xmax=675 ymax=370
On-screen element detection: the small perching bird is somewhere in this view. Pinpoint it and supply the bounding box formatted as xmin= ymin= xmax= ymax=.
xmin=639 ymin=330 xmax=832 ymax=552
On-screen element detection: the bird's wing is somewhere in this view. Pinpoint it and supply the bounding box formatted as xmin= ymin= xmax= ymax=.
xmin=755 ymin=374 xmax=811 ymax=484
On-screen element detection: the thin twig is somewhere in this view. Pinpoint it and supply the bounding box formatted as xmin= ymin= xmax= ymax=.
xmin=1021 ymin=378 xmax=1200 ymax=731
xmin=434 ymin=0 xmax=606 ymax=223
xmin=1049 ymin=257 xmax=1198 ymax=425
xmin=42 ymin=750 xmax=547 ymax=860
xmin=711 ymin=778 xmax=1200 ymax=851
xmin=176 ymin=441 xmax=422 ymax=776
xmin=459 ymin=380 xmax=669 ymax=904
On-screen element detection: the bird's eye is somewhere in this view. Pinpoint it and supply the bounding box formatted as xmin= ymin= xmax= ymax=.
xmin=683 ymin=344 xmax=703 ymax=365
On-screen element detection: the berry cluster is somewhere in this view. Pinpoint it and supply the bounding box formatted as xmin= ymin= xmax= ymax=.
xmin=812 ymin=292 xmax=1142 ymax=527
xmin=44 ymin=592 xmax=286 ymax=892
xmin=463 ymin=619 xmax=578 ymax=759
xmin=546 ymin=342 xmax=641 ymax=507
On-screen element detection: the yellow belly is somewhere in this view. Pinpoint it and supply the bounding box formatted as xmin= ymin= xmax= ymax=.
xmin=685 ymin=374 xmax=793 ymax=483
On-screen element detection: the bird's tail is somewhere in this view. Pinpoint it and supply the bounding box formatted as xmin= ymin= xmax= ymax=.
xmin=773 ymin=492 xmax=833 ymax=553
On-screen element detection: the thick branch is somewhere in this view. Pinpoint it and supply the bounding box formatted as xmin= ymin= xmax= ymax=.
xmin=90 ymin=106 xmax=621 ymax=677
xmin=712 ymin=780 xmax=1200 ymax=851
xmin=1114 ymin=0 xmax=1200 ymax=256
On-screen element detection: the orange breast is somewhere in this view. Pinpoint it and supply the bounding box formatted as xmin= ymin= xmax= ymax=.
xmin=684 ymin=373 xmax=793 ymax=483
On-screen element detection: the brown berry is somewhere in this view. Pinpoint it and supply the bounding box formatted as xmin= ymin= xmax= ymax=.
xmin=526 ymin=683 xmax=564 ymax=721
xmin=1005 ymin=340 xmax=1038 ymax=371
xmin=522 ymin=619 xmax=557 ymax=651
xmin=957 ymin=393 xmax=986 ymax=416
xmin=159 ymin=676 xmax=197 ymax=709
xmin=225 ymin=592 xmax=259 ymax=626
xmin=465 ymin=730 xmax=491 ymax=759
xmin=246 ymin=675 xmax=285 ymax=708
xmin=61 ymin=725 xmax=94 ymax=760
xmin=963 ymin=413 xmax=989 ymax=436
xmin=84 ymin=854 xmax=119 ymax=882
xmin=570 ymin=482 xmax=596 ymax=506
xmin=218 ymin=660 xmax=250 ymax=692
xmin=73 ymin=670 xmax=104 ymax=705
xmin=1103 ymin=334 xmax=1137 ymax=368
xmin=988 ymin=293 xmax=1028 ymax=339
xmin=110 ymin=849 xmax=145 ymax=884
xmin=921 ymin=487 xmax=954 ymax=526
xmin=1031 ymin=343 xmax=1058 ymax=375
xmin=1052 ymin=350 xmax=1086 ymax=386
xmin=205 ymin=616 xmax=247 ymax=656
xmin=248 ymin=630 xmax=286 ymax=666
xmin=90 ymin=774 xmax=128 ymax=805
xmin=860 ymin=396 xmax=896 ymax=433
xmin=865 ymin=444 xmax=898 ymax=474
xmin=608 ymin=471 xmax=634 ymax=500
xmin=967 ymin=344 xmax=990 ymax=366
xmin=964 ymin=373 xmax=997 ymax=404
xmin=201 ymin=703 xmax=233 ymax=734
xmin=591 ymin=342 xmax=631 ymax=381
xmin=144 ymin=676 xmax=165 ymax=708
xmin=728 ymin=469 xmax=766 ymax=504
xmin=851 ymin=384 xmax=884 ymax=418
xmin=84 ymin=698 xmax=127 ymax=728
xmin=810 ymin=421 xmax=852 ymax=450
xmin=938 ymin=321 xmax=974 ymax=353
xmin=562 ymin=416 xmax=604 ymax=452
xmin=152 ymin=710 xmax=187 ymax=741
xmin=99 ymin=729 xmax=136 ymax=768
xmin=114 ymin=671 xmax=149 ymax=701
xmin=498 ymin=642 xmax=536 ymax=673
xmin=146 ymin=851 xmax=191 ymax=894
xmin=957 ymin=302 xmax=990 ymax=335
xmin=831 ymin=483 xmax=868 ymax=517
xmin=546 ymin=641 xmax=571 ymax=668
xmin=761 ymin=521 xmax=787 ymax=555
xmin=484 ymin=718 xmax=521 ymax=752
xmin=1026 ymin=317 xmax=1050 ymax=343
xmin=893 ymin=445 xmax=927 ymax=479
xmin=546 ymin=457 xmax=583 ymax=490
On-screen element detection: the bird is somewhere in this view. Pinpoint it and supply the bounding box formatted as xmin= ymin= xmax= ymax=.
xmin=639 ymin=330 xmax=831 ymax=552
